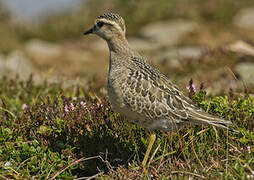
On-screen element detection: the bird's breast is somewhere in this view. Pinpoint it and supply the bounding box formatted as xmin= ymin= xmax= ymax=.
xmin=107 ymin=71 xmax=124 ymax=109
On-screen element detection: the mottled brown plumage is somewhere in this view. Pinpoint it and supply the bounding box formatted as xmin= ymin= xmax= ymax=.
xmin=84 ymin=13 xmax=232 ymax=132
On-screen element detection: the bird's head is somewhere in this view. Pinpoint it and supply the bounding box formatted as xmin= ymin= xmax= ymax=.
xmin=84 ymin=13 xmax=126 ymax=41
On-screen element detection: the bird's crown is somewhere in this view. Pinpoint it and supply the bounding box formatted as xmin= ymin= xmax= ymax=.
xmin=96 ymin=13 xmax=126 ymax=33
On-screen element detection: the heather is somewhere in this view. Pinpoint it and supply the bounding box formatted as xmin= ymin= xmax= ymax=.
xmin=0 ymin=76 xmax=253 ymax=179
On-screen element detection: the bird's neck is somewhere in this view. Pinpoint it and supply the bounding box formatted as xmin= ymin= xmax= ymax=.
xmin=106 ymin=35 xmax=132 ymax=55
xmin=106 ymin=35 xmax=139 ymax=74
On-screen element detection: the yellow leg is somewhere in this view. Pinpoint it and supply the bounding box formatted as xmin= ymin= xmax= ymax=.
xmin=142 ymin=133 xmax=156 ymax=168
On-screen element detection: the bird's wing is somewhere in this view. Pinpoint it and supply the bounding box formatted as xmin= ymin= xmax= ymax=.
xmin=120 ymin=56 xmax=189 ymax=120
xmin=120 ymin=56 xmax=232 ymax=129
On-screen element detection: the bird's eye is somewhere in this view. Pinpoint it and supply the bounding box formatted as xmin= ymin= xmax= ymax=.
xmin=97 ymin=21 xmax=104 ymax=28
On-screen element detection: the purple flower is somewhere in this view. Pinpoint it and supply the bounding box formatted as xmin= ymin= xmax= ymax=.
xmin=186 ymin=84 xmax=196 ymax=93
xmin=70 ymin=103 xmax=75 ymax=111
xmin=64 ymin=105 xmax=69 ymax=112
xmin=80 ymin=101 xmax=87 ymax=108
xmin=22 ymin=104 xmax=28 ymax=110
xmin=247 ymin=146 xmax=251 ymax=154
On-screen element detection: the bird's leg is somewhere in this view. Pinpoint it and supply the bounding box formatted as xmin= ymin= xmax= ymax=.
xmin=142 ymin=133 xmax=156 ymax=168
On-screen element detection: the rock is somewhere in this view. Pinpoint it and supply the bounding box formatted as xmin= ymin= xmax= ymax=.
xmin=0 ymin=50 xmax=43 ymax=81
xmin=64 ymin=48 xmax=92 ymax=63
xmin=234 ymin=62 xmax=254 ymax=85
xmin=202 ymin=68 xmax=245 ymax=95
xmin=206 ymin=78 xmax=243 ymax=96
xmin=0 ymin=49 xmax=90 ymax=86
xmin=25 ymin=39 xmax=62 ymax=60
xmin=227 ymin=41 xmax=254 ymax=57
xmin=5 ymin=50 xmax=36 ymax=78
xmin=128 ymin=37 xmax=160 ymax=51
xmin=234 ymin=7 xmax=254 ymax=30
xmin=153 ymin=46 xmax=204 ymax=67
xmin=139 ymin=19 xmax=197 ymax=47
xmin=0 ymin=54 xmax=5 ymax=69
xmin=160 ymin=46 xmax=203 ymax=60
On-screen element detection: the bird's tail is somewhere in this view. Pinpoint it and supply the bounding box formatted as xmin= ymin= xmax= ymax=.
xmin=187 ymin=108 xmax=237 ymax=132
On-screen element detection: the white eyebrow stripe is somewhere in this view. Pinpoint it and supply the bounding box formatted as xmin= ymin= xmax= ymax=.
xmin=96 ymin=18 xmax=122 ymax=31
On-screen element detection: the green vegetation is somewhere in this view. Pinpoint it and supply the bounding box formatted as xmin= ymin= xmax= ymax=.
xmin=0 ymin=76 xmax=253 ymax=179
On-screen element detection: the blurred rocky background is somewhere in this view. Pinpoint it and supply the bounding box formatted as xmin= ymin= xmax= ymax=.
xmin=1 ymin=0 xmax=254 ymax=95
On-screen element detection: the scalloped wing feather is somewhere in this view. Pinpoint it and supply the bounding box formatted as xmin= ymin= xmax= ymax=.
xmin=118 ymin=56 xmax=232 ymax=130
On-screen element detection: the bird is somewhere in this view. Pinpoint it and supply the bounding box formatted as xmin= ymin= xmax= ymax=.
xmin=83 ymin=13 xmax=233 ymax=168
